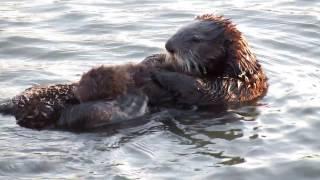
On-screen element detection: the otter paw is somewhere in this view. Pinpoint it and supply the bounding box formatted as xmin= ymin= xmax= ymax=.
xmin=151 ymin=71 xmax=200 ymax=100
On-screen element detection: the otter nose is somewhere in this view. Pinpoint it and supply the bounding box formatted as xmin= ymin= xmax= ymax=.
xmin=165 ymin=40 xmax=175 ymax=54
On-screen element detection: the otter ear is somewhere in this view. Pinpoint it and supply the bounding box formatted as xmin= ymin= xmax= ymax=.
xmin=224 ymin=40 xmax=243 ymax=78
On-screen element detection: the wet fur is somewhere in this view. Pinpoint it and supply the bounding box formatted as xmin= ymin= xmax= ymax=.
xmin=162 ymin=14 xmax=268 ymax=105
xmin=75 ymin=64 xmax=134 ymax=102
xmin=10 ymin=84 xmax=79 ymax=129
xmin=74 ymin=63 xmax=173 ymax=104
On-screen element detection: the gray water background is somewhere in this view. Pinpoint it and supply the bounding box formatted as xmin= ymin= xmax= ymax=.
xmin=0 ymin=0 xmax=320 ymax=179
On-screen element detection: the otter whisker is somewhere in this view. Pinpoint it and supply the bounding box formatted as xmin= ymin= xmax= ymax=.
xmin=166 ymin=52 xmax=180 ymax=67
xmin=185 ymin=58 xmax=191 ymax=72
xmin=187 ymin=58 xmax=195 ymax=73
xmin=187 ymin=51 xmax=197 ymax=73
xmin=165 ymin=51 xmax=186 ymax=72
xmin=188 ymin=50 xmax=200 ymax=74
xmin=184 ymin=53 xmax=192 ymax=73
xmin=191 ymin=58 xmax=200 ymax=73
xmin=189 ymin=50 xmax=207 ymax=75
xmin=164 ymin=52 xmax=173 ymax=64
xmin=172 ymin=50 xmax=186 ymax=72
xmin=177 ymin=49 xmax=191 ymax=72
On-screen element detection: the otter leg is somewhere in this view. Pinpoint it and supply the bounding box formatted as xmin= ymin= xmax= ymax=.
xmin=57 ymin=93 xmax=149 ymax=131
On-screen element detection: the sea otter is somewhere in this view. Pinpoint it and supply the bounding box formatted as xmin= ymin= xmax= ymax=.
xmin=0 ymin=55 xmax=178 ymax=130
xmin=76 ymin=11 xmax=271 ymax=104
xmin=156 ymin=15 xmax=268 ymax=104
xmin=0 ymin=60 xmax=174 ymax=130
xmin=0 ymin=14 xmax=268 ymax=130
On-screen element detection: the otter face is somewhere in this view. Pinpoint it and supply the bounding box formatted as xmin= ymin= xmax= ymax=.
xmin=165 ymin=20 xmax=228 ymax=76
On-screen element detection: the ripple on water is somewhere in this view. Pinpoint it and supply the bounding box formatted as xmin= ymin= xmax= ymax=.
xmin=0 ymin=0 xmax=320 ymax=179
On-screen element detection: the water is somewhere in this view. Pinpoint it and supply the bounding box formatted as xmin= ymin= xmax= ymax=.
xmin=0 ymin=0 xmax=320 ymax=179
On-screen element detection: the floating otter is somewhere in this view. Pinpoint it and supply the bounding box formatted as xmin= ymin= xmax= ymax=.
xmin=149 ymin=14 xmax=268 ymax=106
xmin=0 ymin=56 xmax=173 ymax=130
xmin=0 ymin=54 xmax=178 ymax=130
xmin=0 ymin=14 xmax=268 ymax=130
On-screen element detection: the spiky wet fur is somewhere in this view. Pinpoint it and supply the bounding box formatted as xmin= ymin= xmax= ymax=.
xmin=165 ymin=14 xmax=268 ymax=104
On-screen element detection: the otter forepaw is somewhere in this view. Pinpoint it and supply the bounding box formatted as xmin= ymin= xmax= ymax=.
xmin=151 ymin=71 xmax=202 ymax=104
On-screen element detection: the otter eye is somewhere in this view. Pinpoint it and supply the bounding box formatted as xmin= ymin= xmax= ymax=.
xmin=190 ymin=36 xmax=201 ymax=43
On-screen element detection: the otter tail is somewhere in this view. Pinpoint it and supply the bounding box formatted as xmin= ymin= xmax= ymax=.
xmin=0 ymin=99 xmax=14 ymax=115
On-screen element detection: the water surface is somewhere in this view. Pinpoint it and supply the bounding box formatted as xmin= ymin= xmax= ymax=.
xmin=0 ymin=0 xmax=320 ymax=179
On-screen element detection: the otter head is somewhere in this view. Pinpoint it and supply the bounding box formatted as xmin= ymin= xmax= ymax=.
xmin=74 ymin=65 xmax=132 ymax=102
xmin=165 ymin=14 xmax=261 ymax=79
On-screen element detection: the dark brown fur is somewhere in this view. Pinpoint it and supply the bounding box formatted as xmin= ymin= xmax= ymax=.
xmin=11 ymin=84 xmax=79 ymax=129
xmin=74 ymin=61 xmax=176 ymax=105
xmin=75 ymin=64 xmax=133 ymax=102
xmin=197 ymin=14 xmax=268 ymax=104
xmin=157 ymin=14 xmax=268 ymax=106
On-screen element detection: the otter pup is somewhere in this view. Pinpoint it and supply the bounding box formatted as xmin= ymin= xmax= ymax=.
xmin=73 ymin=63 xmax=172 ymax=105
xmin=0 ymin=60 xmax=170 ymax=130
xmin=0 ymin=56 xmax=174 ymax=130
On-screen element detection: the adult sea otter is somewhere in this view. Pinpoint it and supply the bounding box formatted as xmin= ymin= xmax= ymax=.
xmin=149 ymin=14 xmax=268 ymax=106
xmin=0 ymin=14 xmax=268 ymax=130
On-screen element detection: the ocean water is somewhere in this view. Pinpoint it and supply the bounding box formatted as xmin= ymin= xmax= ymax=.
xmin=0 ymin=0 xmax=320 ymax=179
